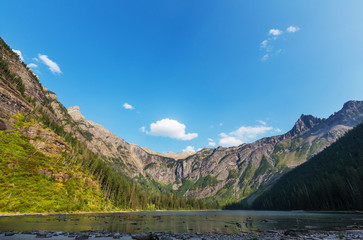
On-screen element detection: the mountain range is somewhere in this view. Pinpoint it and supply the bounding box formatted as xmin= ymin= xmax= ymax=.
xmin=1 ymin=36 xmax=363 ymax=210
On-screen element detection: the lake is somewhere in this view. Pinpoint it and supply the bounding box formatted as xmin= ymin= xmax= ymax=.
xmin=1 ymin=211 xmax=362 ymax=234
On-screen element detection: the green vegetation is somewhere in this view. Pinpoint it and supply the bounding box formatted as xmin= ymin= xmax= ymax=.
xmin=175 ymin=179 xmax=195 ymax=196
xmin=0 ymin=129 xmax=114 ymax=213
xmin=253 ymin=156 xmax=273 ymax=177
xmin=239 ymin=163 xmax=255 ymax=186
xmin=251 ymin=121 xmax=363 ymax=210
xmin=191 ymin=175 xmax=219 ymax=190
xmin=0 ymin=58 xmax=26 ymax=97
xmin=228 ymin=169 xmax=238 ymax=179
xmin=0 ymin=113 xmax=211 ymax=212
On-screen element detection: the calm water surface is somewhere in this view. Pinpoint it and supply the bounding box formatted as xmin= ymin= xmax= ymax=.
xmin=1 ymin=211 xmax=362 ymax=234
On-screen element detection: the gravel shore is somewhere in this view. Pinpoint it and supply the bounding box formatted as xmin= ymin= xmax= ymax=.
xmin=1 ymin=229 xmax=363 ymax=240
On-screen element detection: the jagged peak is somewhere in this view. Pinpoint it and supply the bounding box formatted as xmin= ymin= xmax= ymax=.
xmin=297 ymin=114 xmax=321 ymax=125
xmin=342 ymin=100 xmax=363 ymax=111
xmin=68 ymin=106 xmax=80 ymax=112
xmin=325 ymin=100 xmax=363 ymax=127
xmin=289 ymin=114 xmax=323 ymax=137
xmin=67 ymin=106 xmax=85 ymax=122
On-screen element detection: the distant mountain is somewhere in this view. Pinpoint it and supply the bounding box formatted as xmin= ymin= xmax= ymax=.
xmin=66 ymin=106 xmax=188 ymax=184
xmin=66 ymin=98 xmax=363 ymax=207
xmin=0 ymin=37 xmax=208 ymax=212
xmin=2 ymin=35 xmax=363 ymax=210
xmin=248 ymin=120 xmax=363 ymax=210
xmin=166 ymin=101 xmax=363 ymax=205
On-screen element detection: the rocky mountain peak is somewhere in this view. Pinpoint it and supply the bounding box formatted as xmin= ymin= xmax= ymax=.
xmin=326 ymin=100 xmax=363 ymax=127
xmin=289 ymin=114 xmax=323 ymax=137
xmin=342 ymin=100 xmax=362 ymax=110
xmin=67 ymin=106 xmax=85 ymax=122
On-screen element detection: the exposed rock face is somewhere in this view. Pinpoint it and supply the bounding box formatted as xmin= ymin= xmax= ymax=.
xmin=66 ymin=106 xmax=177 ymax=180
xmin=288 ymin=114 xmax=323 ymax=137
xmin=0 ymin=48 xmax=45 ymax=103
xmin=0 ymin=74 xmax=33 ymax=116
xmin=65 ymin=101 xmax=363 ymax=204
xmin=142 ymin=147 xmax=194 ymax=159
xmin=19 ymin=124 xmax=71 ymax=155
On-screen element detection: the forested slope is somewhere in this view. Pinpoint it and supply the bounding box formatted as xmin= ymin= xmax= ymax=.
xmin=250 ymin=121 xmax=363 ymax=210
xmin=0 ymin=37 xmax=211 ymax=212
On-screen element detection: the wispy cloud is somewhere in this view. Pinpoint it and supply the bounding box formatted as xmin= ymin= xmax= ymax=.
xmin=261 ymin=54 xmax=269 ymax=62
xmin=208 ymin=138 xmax=216 ymax=147
xmin=260 ymin=25 xmax=300 ymax=61
xmin=258 ymin=120 xmax=266 ymax=125
xmin=218 ymin=122 xmax=281 ymax=147
xmin=145 ymin=118 xmax=198 ymax=141
xmin=269 ymin=29 xmax=283 ymax=36
xmin=286 ymin=25 xmax=300 ymax=33
xmin=38 ymin=54 xmax=62 ymax=74
xmin=123 ymin=102 xmax=134 ymax=110
xmin=12 ymin=49 xmax=24 ymax=61
xmin=27 ymin=63 xmax=38 ymax=68
xmin=219 ymin=133 xmax=243 ymax=148
xmin=183 ymin=146 xmax=195 ymax=153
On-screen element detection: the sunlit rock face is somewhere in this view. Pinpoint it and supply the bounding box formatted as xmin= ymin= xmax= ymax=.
xmin=66 ymin=100 xmax=363 ymax=203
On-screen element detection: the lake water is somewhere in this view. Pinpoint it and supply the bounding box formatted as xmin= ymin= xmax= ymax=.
xmin=1 ymin=211 xmax=362 ymax=234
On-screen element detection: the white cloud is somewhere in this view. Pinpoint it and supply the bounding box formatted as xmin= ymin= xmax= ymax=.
xmin=261 ymin=54 xmax=269 ymax=61
xmin=146 ymin=118 xmax=198 ymax=140
xmin=218 ymin=123 xmax=280 ymax=147
xmin=140 ymin=126 xmax=146 ymax=132
xmin=286 ymin=25 xmax=300 ymax=33
xmin=231 ymin=125 xmax=273 ymax=141
xmin=208 ymin=138 xmax=216 ymax=147
xmin=219 ymin=123 xmax=223 ymax=126
xmin=219 ymin=133 xmax=243 ymax=147
xmin=258 ymin=120 xmax=266 ymax=125
xmin=32 ymin=57 xmax=39 ymax=62
xmin=27 ymin=63 xmax=38 ymax=68
xmin=260 ymin=40 xmax=268 ymax=48
xmin=269 ymin=29 xmax=283 ymax=36
xmin=12 ymin=49 xmax=24 ymax=61
xmin=183 ymin=146 xmax=195 ymax=153
xmin=261 ymin=26 xmax=299 ymax=61
xmin=38 ymin=54 xmax=62 ymax=74
xmin=123 ymin=102 xmax=134 ymax=110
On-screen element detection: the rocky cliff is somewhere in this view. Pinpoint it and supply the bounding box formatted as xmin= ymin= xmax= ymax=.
xmin=171 ymin=101 xmax=363 ymax=205
xmin=67 ymin=106 xmax=181 ymax=181
xmin=66 ymin=99 xmax=363 ymax=206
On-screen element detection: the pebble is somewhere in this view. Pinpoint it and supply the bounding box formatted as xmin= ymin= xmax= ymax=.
xmin=0 ymin=229 xmax=362 ymax=240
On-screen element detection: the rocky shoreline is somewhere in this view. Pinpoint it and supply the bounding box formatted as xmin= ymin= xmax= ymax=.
xmin=1 ymin=230 xmax=363 ymax=240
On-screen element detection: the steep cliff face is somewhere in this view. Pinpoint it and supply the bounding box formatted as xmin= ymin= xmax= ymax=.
xmin=171 ymin=102 xmax=363 ymax=203
xmin=0 ymin=40 xmax=38 ymax=118
xmin=66 ymin=98 xmax=363 ymax=206
xmin=67 ymin=106 xmax=179 ymax=180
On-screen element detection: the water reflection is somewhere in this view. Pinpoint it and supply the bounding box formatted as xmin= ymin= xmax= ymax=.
xmin=0 ymin=211 xmax=362 ymax=234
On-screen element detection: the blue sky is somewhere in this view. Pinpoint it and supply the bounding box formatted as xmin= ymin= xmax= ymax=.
xmin=1 ymin=0 xmax=363 ymax=153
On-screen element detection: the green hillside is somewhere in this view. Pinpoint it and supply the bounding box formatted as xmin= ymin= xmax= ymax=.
xmin=0 ymin=116 xmax=114 ymax=213
xmin=0 ymin=114 xmax=210 ymax=213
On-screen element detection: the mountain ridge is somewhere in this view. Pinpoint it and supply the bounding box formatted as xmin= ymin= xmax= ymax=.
xmin=65 ymin=98 xmax=363 ymax=206
xmin=1 ymin=36 xmax=363 ymax=208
